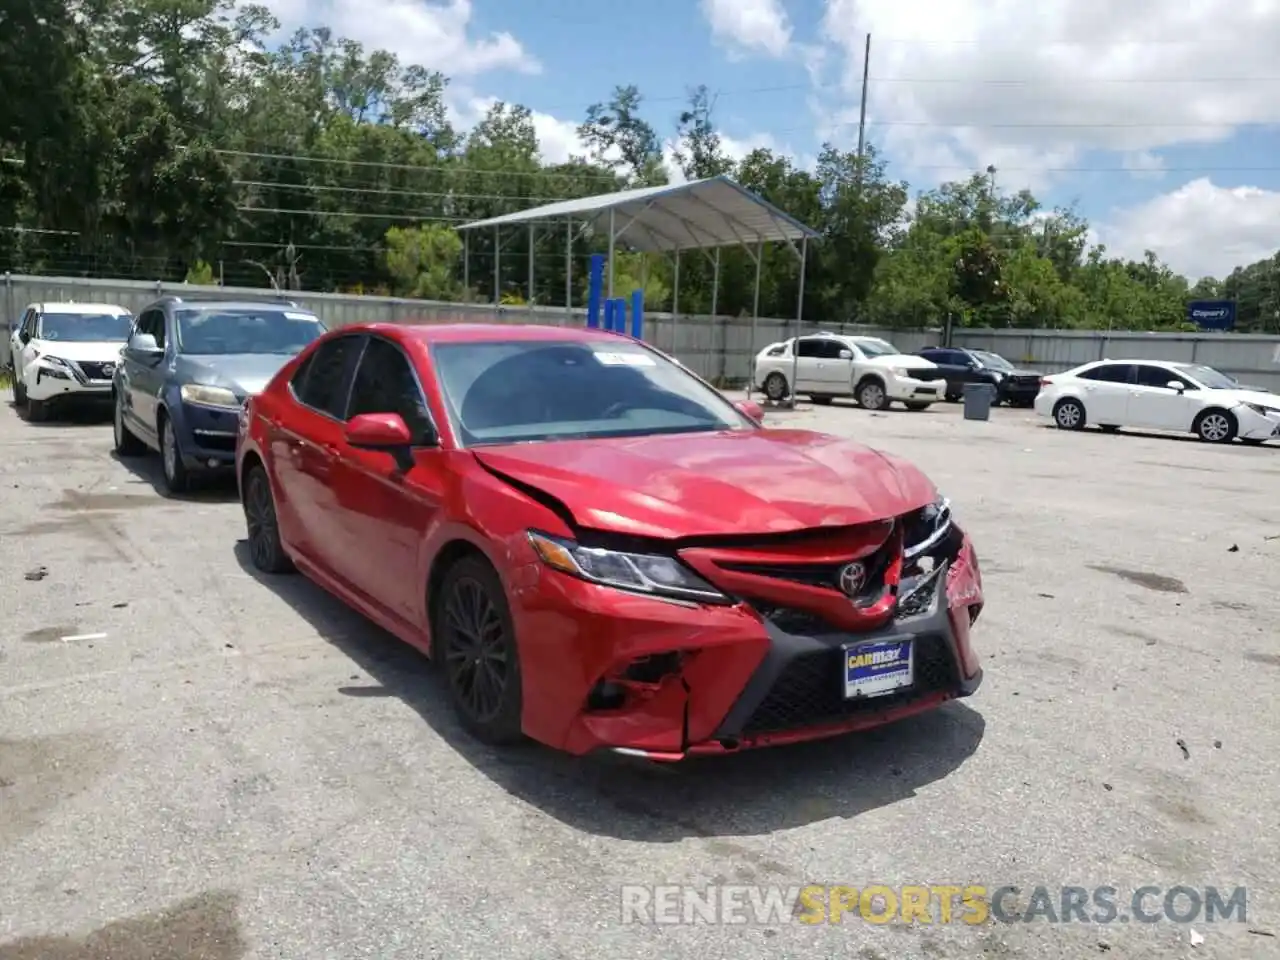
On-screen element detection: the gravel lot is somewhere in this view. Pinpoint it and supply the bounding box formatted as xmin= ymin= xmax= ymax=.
xmin=1 ymin=395 xmax=1277 ymax=960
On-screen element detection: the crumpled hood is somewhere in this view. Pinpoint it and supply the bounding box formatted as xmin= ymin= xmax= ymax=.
xmin=176 ymin=353 xmax=294 ymax=397
xmin=473 ymin=429 xmax=938 ymax=540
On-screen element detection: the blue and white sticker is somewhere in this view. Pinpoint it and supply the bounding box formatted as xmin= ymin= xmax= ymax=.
xmin=844 ymin=639 xmax=914 ymax=699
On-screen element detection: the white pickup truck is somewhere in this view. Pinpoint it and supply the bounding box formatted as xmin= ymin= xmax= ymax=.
xmin=753 ymin=332 xmax=946 ymax=411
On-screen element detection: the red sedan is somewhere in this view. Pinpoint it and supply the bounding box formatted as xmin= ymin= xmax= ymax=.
xmin=235 ymin=322 xmax=984 ymax=761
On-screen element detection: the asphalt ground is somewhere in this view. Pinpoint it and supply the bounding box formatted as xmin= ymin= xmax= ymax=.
xmin=1 ymin=394 xmax=1277 ymax=960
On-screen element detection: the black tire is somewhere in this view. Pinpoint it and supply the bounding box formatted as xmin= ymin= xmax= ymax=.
xmin=243 ymin=464 xmax=295 ymax=574
xmin=25 ymin=396 xmax=47 ymax=422
xmin=945 ymin=392 xmax=961 ymax=403
xmin=904 ymin=402 xmax=931 ymax=412
xmin=434 ymin=555 xmax=523 ymax=745
xmin=763 ymin=372 xmax=788 ymax=401
xmin=11 ymin=376 xmax=25 ymax=407
xmin=855 ymin=378 xmax=889 ymax=411
xmin=809 ymin=394 xmax=833 ymax=405
xmin=113 ymin=391 xmax=146 ymax=456
xmin=1052 ymin=398 xmax=1086 ymax=430
xmin=158 ymin=410 xmax=191 ymax=494
xmin=1193 ymin=409 xmax=1237 ymax=444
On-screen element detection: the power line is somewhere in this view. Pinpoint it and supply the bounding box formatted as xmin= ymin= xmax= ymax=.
xmin=232 ymin=180 xmax=576 ymax=204
xmin=212 ymin=149 xmax=627 ymax=183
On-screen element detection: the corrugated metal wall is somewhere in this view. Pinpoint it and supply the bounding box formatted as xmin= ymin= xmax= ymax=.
xmin=4 ymin=273 xmax=1279 ymax=391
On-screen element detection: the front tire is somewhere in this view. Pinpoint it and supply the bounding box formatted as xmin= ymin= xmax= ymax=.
xmin=435 ymin=556 xmax=523 ymax=746
xmin=159 ymin=411 xmax=191 ymax=494
xmin=25 ymin=396 xmax=47 ymax=422
xmin=763 ymin=372 xmax=788 ymax=401
xmin=856 ymin=378 xmax=889 ymax=411
xmin=243 ymin=464 xmax=294 ymax=574
xmin=11 ymin=374 xmax=25 ymax=407
xmin=1053 ymin=398 xmax=1086 ymax=430
xmin=1193 ymin=409 xmax=1237 ymax=444
xmin=113 ymin=392 xmax=146 ymax=456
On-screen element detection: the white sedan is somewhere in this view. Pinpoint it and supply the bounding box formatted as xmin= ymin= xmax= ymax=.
xmin=753 ymin=333 xmax=945 ymax=411
xmin=1035 ymin=358 xmax=1280 ymax=444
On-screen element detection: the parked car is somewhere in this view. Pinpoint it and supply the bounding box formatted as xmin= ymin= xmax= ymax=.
xmin=917 ymin=346 xmax=1044 ymax=406
xmin=754 ymin=332 xmax=946 ymax=410
xmin=8 ymin=302 xmax=134 ymax=420
xmin=112 ymin=295 xmax=326 ymax=492
xmin=1035 ymin=359 xmax=1280 ymax=444
xmin=236 ymin=323 xmax=985 ymax=759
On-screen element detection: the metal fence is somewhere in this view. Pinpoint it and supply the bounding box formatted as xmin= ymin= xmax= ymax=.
xmin=6 ymin=272 xmax=1280 ymax=391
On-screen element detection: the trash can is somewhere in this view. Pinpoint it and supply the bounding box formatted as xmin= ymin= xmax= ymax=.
xmin=963 ymin=382 xmax=997 ymax=421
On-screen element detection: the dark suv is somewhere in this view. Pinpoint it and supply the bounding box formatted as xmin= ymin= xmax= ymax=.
xmin=112 ymin=294 xmax=326 ymax=493
xmin=917 ymin=346 xmax=1044 ymax=407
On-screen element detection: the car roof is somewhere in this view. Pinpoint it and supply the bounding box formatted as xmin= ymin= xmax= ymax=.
xmin=352 ymin=322 xmax=640 ymax=346
xmin=163 ymin=300 xmax=314 ymax=313
xmin=33 ymin=302 xmax=129 ymax=315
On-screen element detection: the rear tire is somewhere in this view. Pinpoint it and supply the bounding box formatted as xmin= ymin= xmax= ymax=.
xmin=1052 ymin=398 xmax=1086 ymax=430
xmin=113 ymin=392 xmax=146 ymax=456
xmin=809 ymin=394 xmax=833 ymax=405
xmin=904 ymin=402 xmax=931 ymax=412
xmin=435 ymin=556 xmax=524 ymax=746
xmin=763 ymin=373 xmax=788 ymax=401
xmin=1193 ymin=409 xmax=1236 ymax=444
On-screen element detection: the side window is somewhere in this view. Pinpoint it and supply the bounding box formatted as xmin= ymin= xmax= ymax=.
xmin=19 ymin=309 xmax=36 ymax=338
xmin=346 ymin=337 xmax=434 ymax=441
xmin=766 ymin=344 xmax=787 ymax=357
xmin=1135 ymin=365 xmax=1187 ymax=389
xmin=818 ymin=340 xmax=849 ymax=359
xmin=289 ymin=352 xmax=315 ymax=397
xmin=1079 ymin=363 xmax=1133 ymax=383
xmin=135 ymin=309 xmax=164 ymax=347
xmin=295 ymin=335 xmax=361 ymax=418
xmin=919 ymin=348 xmax=943 ymax=363
xmin=794 ymin=338 xmax=824 ymax=358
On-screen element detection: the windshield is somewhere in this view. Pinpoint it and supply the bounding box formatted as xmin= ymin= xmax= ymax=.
xmin=176 ymin=307 xmax=326 ymax=355
xmin=975 ymin=351 xmax=1014 ymax=372
xmin=38 ymin=312 xmax=133 ymax=342
xmin=854 ymin=338 xmax=900 ymax=358
xmin=1176 ymin=364 xmax=1239 ymax=390
xmin=432 ymin=339 xmax=752 ymax=446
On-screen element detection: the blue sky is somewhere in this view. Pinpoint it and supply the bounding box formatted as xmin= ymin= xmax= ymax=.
xmin=269 ymin=0 xmax=1280 ymax=280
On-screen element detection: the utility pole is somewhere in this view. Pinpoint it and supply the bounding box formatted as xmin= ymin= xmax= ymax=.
xmin=856 ymin=33 xmax=871 ymax=160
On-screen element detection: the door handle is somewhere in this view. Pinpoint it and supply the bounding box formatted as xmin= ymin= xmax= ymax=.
xmin=324 ymin=443 xmax=340 ymax=456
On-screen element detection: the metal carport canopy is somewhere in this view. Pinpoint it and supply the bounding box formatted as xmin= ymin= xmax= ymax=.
xmin=454 ymin=175 xmax=820 ymax=252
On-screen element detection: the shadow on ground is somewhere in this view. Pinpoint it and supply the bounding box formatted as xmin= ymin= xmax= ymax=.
xmin=6 ymin=399 xmax=114 ymax=428
xmin=233 ymin=541 xmax=985 ymax=843
xmin=108 ymin=450 xmax=240 ymax=503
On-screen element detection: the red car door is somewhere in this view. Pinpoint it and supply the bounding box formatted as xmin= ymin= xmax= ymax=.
xmin=271 ymin=334 xmax=365 ymax=575
xmin=328 ymin=336 xmax=445 ymax=629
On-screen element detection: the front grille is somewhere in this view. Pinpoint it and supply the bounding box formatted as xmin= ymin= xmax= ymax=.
xmin=741 ymin=634 xmax=959 ymax=735
xmin=78 ymin=361 xmax=115 ymax=381
xmin=192 ymin=430 xmax=236 ymax=452
xmin=719 ymin=542 xmax=892 ymax=599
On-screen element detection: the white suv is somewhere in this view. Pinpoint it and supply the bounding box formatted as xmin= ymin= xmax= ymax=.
xmin=9 ymin=302 xmax=134 ymax=421
xmin=753 ymin=333 xmax=945 ymax=410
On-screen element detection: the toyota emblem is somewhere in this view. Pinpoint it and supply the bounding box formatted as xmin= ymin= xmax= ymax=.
xmin=837 ymin=562 xmax=866 ymax=597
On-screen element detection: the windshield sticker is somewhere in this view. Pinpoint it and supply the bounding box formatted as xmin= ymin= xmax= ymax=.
xmin=593 ymin=350 xmax=655 ymax=367
xmin=284 ymin=312 xmax=317 ymax=321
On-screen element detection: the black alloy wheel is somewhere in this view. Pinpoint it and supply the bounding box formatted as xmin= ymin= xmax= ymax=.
xmin=437 ymin=557 xmax=523 ymax=744
xmin=244 ymin=465 xmax=294 ymax=574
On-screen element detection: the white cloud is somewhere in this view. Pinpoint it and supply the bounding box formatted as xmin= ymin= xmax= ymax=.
xmin=446 ymin=95 xmax=587 ymax=164
xmin=1100 ymin=179 xmax=1280 ymax=280
xmin=818 ymin=0 xmax=1280 ymax=189
xmin=259 ymin=0 xmax=537 ymax=76
xmin=701 ymin=0 xmax=793 ymax=58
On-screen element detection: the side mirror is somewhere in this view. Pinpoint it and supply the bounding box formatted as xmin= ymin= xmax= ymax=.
xmin=346 ymin=412 xmax=412 ymax=448
xmin=735 ymin=399 xmax=765 ymax=422
xmin=18 ymin=331 xmax=30 ymax=345
xmin=130 ymin=333 xmax=162 ymax=357
xmin=1166 ymin=380 xmax=1185 ymax=393
xmin=838 ymin=349 xmax=853 ymax=360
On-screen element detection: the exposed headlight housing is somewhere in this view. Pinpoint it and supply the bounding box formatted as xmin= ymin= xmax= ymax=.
xmin=181 ymin=383 xmax=240 ymax=409
xmin=1244 ymin=402 xmax=1280 ymax=417
xmin=37 ymin=356 xmax=74 ymax=379
xmin=528 ymin=531 xmax=728 ymax=603
xmin=903 ymin=495 xmax=953 ymax=560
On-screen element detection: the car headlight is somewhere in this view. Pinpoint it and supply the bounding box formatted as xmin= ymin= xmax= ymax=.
xmin=37 ymin=356 xmax=73 ymax=379
xmin=527 ymin=531 xmax=728 ymax=603
xmin=1244 ymin=402 xmax=1280 ymax=417
xmin=181 ymin=383 xmax=240 ymax=409
xmin=903 ymin=495 xmax=953 ymax=561
xmin=890 ymin=367 xmax=911 ymax=378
